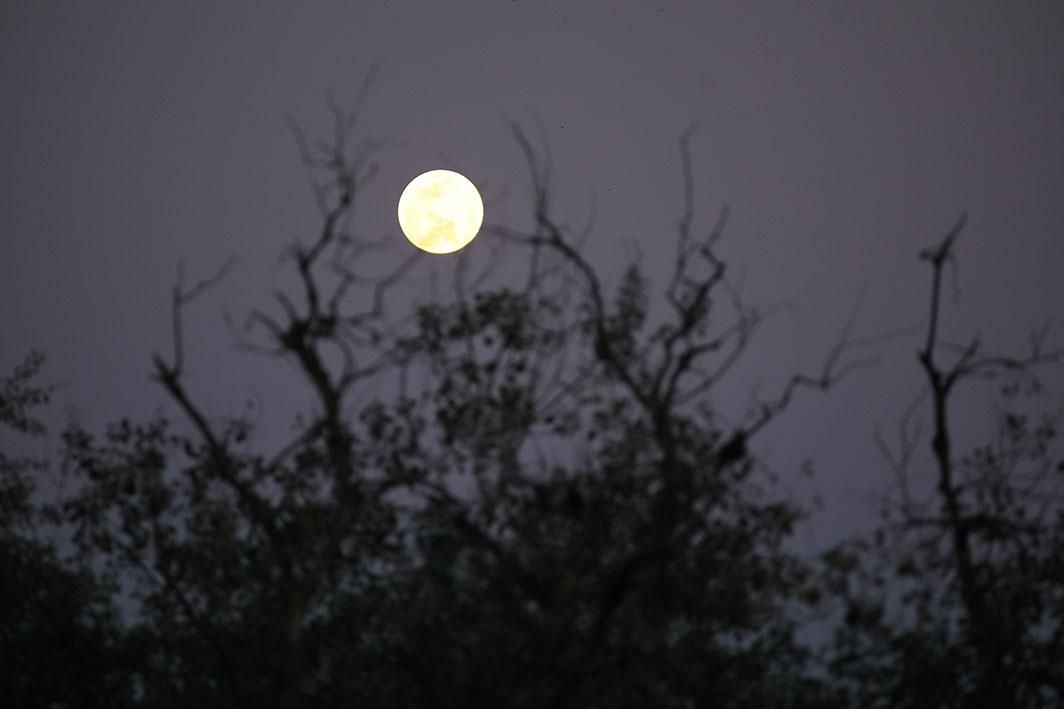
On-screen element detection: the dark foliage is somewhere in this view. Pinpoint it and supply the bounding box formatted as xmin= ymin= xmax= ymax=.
xmin=3 ymin=98 xmax=1060 ymax=708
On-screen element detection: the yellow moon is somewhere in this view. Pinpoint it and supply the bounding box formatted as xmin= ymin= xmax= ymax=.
xmin=397 ymin=169 xmax=484 ymax=254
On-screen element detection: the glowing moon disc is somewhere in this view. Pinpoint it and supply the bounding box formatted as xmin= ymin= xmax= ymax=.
xmin=397 ymin=169 xmax=484 ymax=254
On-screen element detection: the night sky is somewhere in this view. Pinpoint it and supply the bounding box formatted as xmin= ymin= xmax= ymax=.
xmin=3 ymin=1 xmax=1062 ymax=545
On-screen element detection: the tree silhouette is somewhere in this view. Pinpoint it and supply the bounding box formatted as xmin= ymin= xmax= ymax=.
xmin=0 ymin=353 xmax=136 ymax=707
xmin=3 ymin=88 xmax=1061 ymax=709
xmin=47 ymin=93 xmax=861 ymax=707
xmin=822 ymin=220 xmax=1064 ymax=708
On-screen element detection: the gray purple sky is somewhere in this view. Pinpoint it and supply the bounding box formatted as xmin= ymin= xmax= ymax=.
xmin=3 ymin=1 xmax=1062 ymax=544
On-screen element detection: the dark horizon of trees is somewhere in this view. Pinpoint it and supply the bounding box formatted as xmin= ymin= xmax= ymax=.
xmin=2 ymin=95 xmax=1062 ymax=708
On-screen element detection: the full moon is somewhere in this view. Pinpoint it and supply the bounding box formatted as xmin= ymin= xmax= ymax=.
xmin=397 ymin=169 xmax=484 ymax=254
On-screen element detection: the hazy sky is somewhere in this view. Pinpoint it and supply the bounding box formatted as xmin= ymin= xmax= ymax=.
xmin=3 ymin=1 xmax=1062 ymax=544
